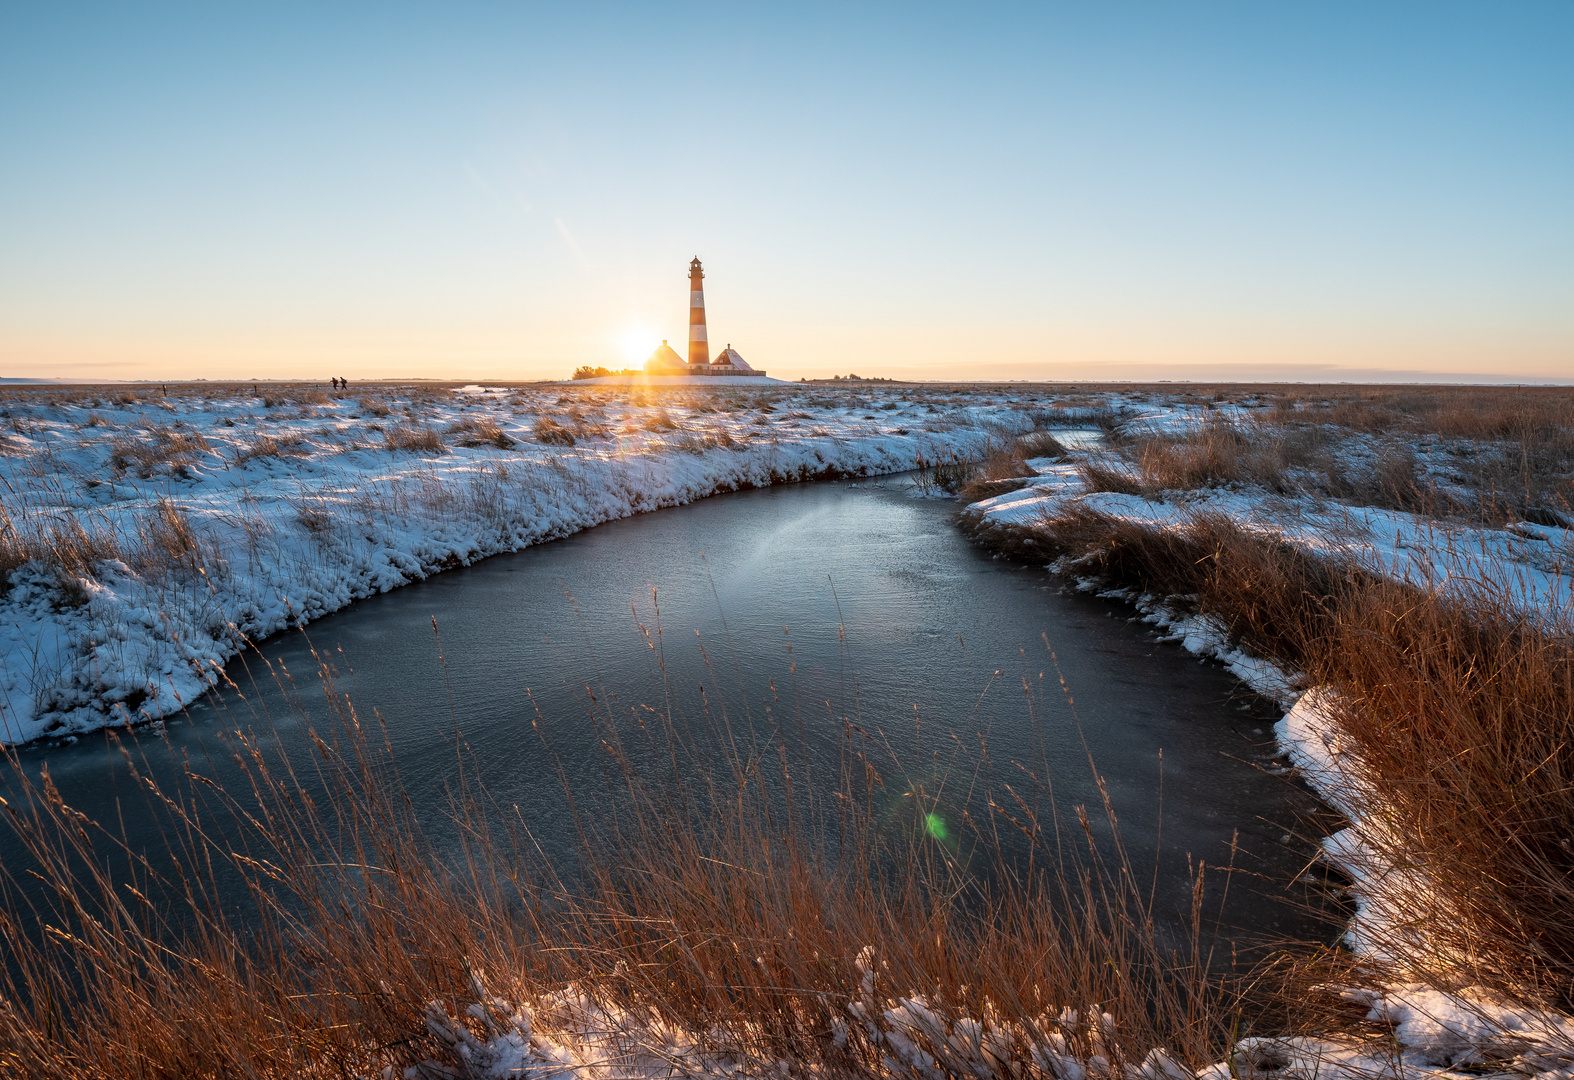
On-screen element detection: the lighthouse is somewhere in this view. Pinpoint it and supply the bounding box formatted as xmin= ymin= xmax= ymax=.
xmin=641 ymin=257 xmax=763 ymax=377
xmin=687 ymin=257 xmax=709 ymax=367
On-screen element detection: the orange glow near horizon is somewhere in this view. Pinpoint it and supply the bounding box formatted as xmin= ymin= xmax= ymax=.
xmin=5 ymin=316 xmax=1572 ymax=385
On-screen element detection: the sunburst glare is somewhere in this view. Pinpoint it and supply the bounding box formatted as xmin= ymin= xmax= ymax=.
xmin=619 ymin=326 xmax=656 ymax=368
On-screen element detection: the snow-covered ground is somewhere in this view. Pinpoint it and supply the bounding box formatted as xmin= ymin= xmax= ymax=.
xmin=407 ymin=954 xmax=1574 ymax=1080
xmin=972 ymin=467 xmax=1573 ymax=620
xmin=0 ymin=381 xmax=1046 ymax=744
xmin=966 ymin=382 xmax=1572 ymax=622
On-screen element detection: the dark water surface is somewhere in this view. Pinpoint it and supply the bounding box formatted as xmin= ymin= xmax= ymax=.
xmin=6 ymin=475 xmax=1330 ymax=946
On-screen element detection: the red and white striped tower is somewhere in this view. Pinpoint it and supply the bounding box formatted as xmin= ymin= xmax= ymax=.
xmin=687 ymin=257 xmax=710 ymax=367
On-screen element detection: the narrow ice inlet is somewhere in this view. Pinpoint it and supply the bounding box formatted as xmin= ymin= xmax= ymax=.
xmin=5 ymin=476 xmax=1333 ymax=953
xmin=0 ymin=385 xmax=1048 ymax=742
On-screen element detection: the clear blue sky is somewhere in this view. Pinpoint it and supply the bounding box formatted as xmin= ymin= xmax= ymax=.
xmin=2 ymin=2 xmax=1570 ymax=381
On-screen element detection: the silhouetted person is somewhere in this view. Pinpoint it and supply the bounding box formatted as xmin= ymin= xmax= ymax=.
xmin=339 ymin=376 xmax=348 ymax=389
xmin=331 ymin=377 xmax=340 ymax=390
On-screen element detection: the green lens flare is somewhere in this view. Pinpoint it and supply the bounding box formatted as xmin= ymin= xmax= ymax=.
xmin=924 ymin=812 xmax=948 ymax=842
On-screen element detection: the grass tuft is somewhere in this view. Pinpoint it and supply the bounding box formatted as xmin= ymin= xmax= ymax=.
xmin=384 ymin=423 xmax=446 ymax=455
xmin=232 ymin=432 xmax=308 ymax=465
xmin=533 ymin=415 xmax=577 ymax=446
xmin=109 ymin=426 xmax=211 ymax=478
xmin=447 ymin=416 xmax=516 ymax=449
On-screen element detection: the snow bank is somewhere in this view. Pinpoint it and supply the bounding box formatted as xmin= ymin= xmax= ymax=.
xmin=404 ymin=941 xmax=1574 ymax=1080
xmin=409 ymin=956 xmax=1175 ymax=1080
xmin=1209 ymin=690 xmax=1574 ymax=1080
xmin=969 ymin=473 xmax=1573 ymax=623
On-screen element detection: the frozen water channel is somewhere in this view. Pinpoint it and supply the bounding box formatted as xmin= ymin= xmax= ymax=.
xmin=4 ymin=474 xmax=1331 ymax=948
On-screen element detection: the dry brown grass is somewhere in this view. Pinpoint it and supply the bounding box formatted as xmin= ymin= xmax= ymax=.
xmin=0 ymin=503 xmax=126 ymax=601
xmin=0 ymin=648 xmax=1255 ymax=1078
xmin=1077 ymin=460 xmax=1143 ymax=496
xmin=262 ymin=387 xmax=332 ymax=408
xmin=38 ymin=513 xmax=124 ymax=582
xmin=640 ymin=407 xmax=681 ymax=432
xmin=533 ymin=414 xmax=577 ymax=446
xmin=534 ymin=411 xmax=610 ymax=446
xmin=446 ymin=416 xmax=516 ymax=449
xmin=132 ymin=497 xmax=199 ymax=569
xmin=958 ymin=441 xmax=1030 ymax=502
xmin=384 ymin=423 xmax=446 ymax=455
xmin=0 ymin=496 xmax=214 ymax=600
xmin=950 ymin=433 xmax=1068 ymax=502
xmin=1095 ymin=417 xmax=1336 ymax=496
xmin=407 ymin=388 xmax=454 ymax=410
xmin=1264 ymin=385 xmax=1574 ymax=443
xmin=1256 ymin=387 xmax=1573 ymax=523
xmin=232 ymin=432 xmax=309 ymax=465
xmin=1017 ymin=430 xmax=1067 ymax=459
xmin=666 ymin=426 xmax=738 ymax=453
xmin=1135 ymin=421 xmax=1267 ymax=491
xmin=108 ymin=426 xmax=212 ymax=478
xmin=1303 ymin=587 xmax=1574 ymax=994
xmin=295 ymin=501 xmax=334 ymax=537
xmin=1090 ymin=401 xmax=1570 ymax=524
xmin=0 ymin=505 xmax=23 ymax=584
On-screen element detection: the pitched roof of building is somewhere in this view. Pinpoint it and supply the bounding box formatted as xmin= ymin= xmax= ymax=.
xmin=714 ymin=346 xmax=754 ymax=372
xmin=644 ymin=341 xmax=688 ymax=372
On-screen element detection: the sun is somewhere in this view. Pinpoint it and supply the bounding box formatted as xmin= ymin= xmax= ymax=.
xmin=619 ymin=326 xmax=656 ymax=368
